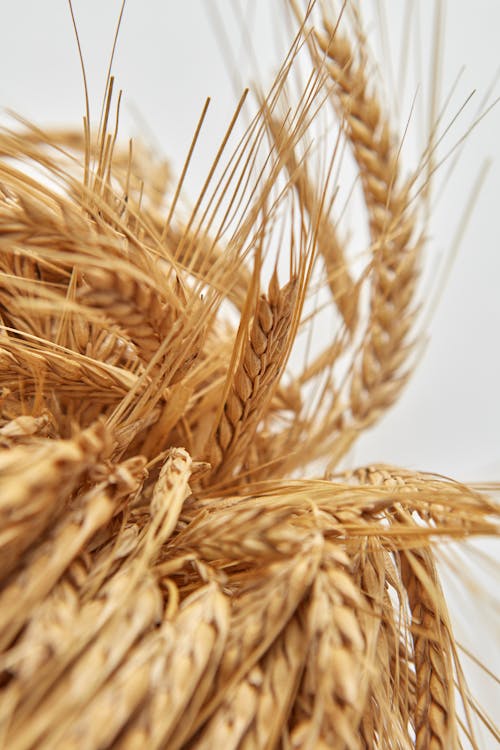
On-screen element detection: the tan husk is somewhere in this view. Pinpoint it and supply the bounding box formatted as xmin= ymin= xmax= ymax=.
xmin=0 ymin=2 xmax=498 ymax=749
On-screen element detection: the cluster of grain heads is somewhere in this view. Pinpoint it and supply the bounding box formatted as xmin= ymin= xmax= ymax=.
xmin=0 ymin=1 xmax=498 ymax=748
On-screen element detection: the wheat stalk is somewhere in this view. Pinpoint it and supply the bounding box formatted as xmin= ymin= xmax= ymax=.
xmin=0 ymin=422 xmax=108 ymax=580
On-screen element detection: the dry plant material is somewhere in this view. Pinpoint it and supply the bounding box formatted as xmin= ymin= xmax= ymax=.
xmin=400 ymin=549 xmax=456 ymax=750
xmin=0 ymin=2 xmax=498 ymax=750
xmin=208 ymin=272 xmax=298 ymax=482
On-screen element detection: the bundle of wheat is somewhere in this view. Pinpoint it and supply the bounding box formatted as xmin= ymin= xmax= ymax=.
xmin=0 ymin=2 xmax=498 ymax=749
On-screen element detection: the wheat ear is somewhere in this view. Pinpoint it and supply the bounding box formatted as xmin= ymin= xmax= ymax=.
xmin=239 ymin=615 xmax=307 ymax=750
xmin=6 ymin=556 xmax=93 ymax=682
xmin=0 ymin=413 xmax=53 ymax=447
xmin=355 ymin=543 xmax=415 ymax=750
xmin=400 ymin=548 xmax=456 ymax=750
xmin=97 ymin=584 xmax=229 ymax=750
xmin=0 ymin=488 xmax=114 ymax=651
xmin=0 ymin=422 xmax=107 ymax=580
xmin=290 ymin=544 xmax=366 ymax=750
xmin=80 ymin=265 xmax=201 ymax=380
xmin=189 ymin=616 xmax=306 ymax=750
xmin=191 ymin=536 xmax=322 ymax=739
xmin=1 ymin=568 xmax=162 ymax=750
xmin=0 ymin=336 xmax=139 ymax=399
xmin=208 ymin=272 xmax=297 ymax=482
xmin=309 ymin=12 xmax=421 ymax=466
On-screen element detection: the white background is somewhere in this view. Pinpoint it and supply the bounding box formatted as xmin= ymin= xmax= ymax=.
xmin=1 ymin=1 xmax=498 ymax=744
